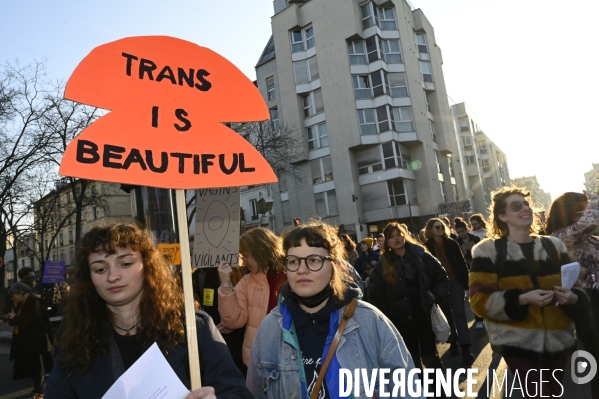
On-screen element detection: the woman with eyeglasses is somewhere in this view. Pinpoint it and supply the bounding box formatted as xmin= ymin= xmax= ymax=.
xmin=469 ymin=187 xmax=589 ymax=397
xmin=424 ymin=218 xmax=474 ymax=365
xmin=545 ymin=191 xmax=599 ymax=397
xmin=247 ymin=221 xmax=421 ymax=399
xmin=368 ymin=222 xmax=449 ymax=395
xmin=217 ymin=228 xmax=286 ymax=367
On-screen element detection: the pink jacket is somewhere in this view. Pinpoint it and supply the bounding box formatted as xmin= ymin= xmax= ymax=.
xmin=218 ymin=272 xmax=269 ymax=365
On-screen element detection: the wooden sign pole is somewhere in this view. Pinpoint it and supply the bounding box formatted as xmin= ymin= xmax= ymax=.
xmin=175 ymin=189 xmax=201 ymax=390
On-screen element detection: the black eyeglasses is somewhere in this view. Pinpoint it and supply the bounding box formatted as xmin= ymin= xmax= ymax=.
xmin=504 ymin=200 xmax=530 ymax=213
xmin=433 ymin=225 xmax=444 ymax=230
xmin=284 ymin=255 xmax=333 ymax=272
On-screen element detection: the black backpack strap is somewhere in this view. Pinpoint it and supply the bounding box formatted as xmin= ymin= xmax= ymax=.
xmin=494 ymin=236 xmax=508 ymax=278
xmin=541 ymin=236 xmax=561 ymax=270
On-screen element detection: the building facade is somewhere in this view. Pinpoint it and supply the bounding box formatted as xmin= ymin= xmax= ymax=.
xmin=450 ymin=102 xmax=510 ymax=214
xmin=511 ymin=176 xmax=552 ymax=212
xmin=253 ymin=0 xmax=472 ymax=239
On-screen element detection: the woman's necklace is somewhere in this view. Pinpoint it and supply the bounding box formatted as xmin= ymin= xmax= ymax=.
xmin=111 ymin=321 xmax=140 ymax=337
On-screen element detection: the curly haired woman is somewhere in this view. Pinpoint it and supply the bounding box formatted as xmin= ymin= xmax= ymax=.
xmin=46 ymin=222 xmax=252 ymax=399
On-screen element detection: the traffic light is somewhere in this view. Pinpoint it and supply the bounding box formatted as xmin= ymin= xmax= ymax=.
xmin=294 ymin=218 xmax=301 ymax=226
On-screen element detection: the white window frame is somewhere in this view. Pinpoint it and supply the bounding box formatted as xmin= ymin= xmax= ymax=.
xmin=358 ymin=109 xmax=377 ymax=135
xmin=348 ymin=40 xmax=367 ymax=64
xmin=382 ymin=142 xmax=411 ymax=170
xmin=290 ymin=25 xmax=315 ymax=53
xmin=250 ymin=199 xmax=258 ymax=220
xmin=382 ymin=39 xmax=402 ymax=64
xmin=460 ymin=118 xmax=470 ymax=132
xmin=425 ymin=92 xmax=431 ymax=112
xmin=478 ymin=140 xmax=488 ymax=154
xmin=392 ymin=107 xmax=413 ymax=133
xmin=419 ymin=61 xmax=433 ymax=82
xmin=307 ymin=122 xmax=328 ymax=150
xmin=302 ymin=89 xmax=323 ymax=118
xmin=415 ymin=33 xmax=429 ymax=54
xmin=440 ymin=182 xmax=447 ymax=203
xmin=462 ymin=136 xmax=473 ymax=147
xmin=293 ymin=56 xmax=319 ymax=85
xmin=448 ymin=156 xmax=455 ymax=177
xmin=315 ymin=190 xmax=339 ymax=217
xmin=310 ymin=156 xmax=334 ymax=185
xmin=360 ymin=2 xmax=377 ymax=29
xmin=270 ymin=107 xmax=280 ymax=130
xmin=352 ymin=75 xmax=372 ymax=99
xmin=387 ymin=179 xmax=407 ymax=206
xmin=429 ymin=120 xmax=436 ymax=142
xmin=377 ymin=7 xmax=397 ymax=30
xmin=266 ymin=77 xmax=276 ymax=100
xmin=466 ymin=156 xmax=476 ymax=164
xmin=435 ymin=151 xmax=442 ymax=173
xmin=388 ymin=72 xmax=407 ymax=97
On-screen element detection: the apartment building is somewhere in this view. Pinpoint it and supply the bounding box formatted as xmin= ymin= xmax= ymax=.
xmin=584 ymin=164 xmax=599 ymax=193
xmin=253 ymin=0 xmax=469 ymax=239
xmin=450 ymin=102 xmax=510 ymax=214
xmin=511 ymin=176 xmax=552 ymax=212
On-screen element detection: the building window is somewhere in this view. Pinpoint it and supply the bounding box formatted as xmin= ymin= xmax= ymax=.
xmin=462 ymin=136 xmax=473 ymax=149
xmin=352 ymin=75 xmax=372 ymax=99
xmin=387 ymin=179 xmax=406 ymax=206
xmin=481 ymin=158 xmax=491 ymax=171
xmin=419 ymin=61 xmax=433 ymax=82
xmin=429 ymin=120 xmax=436 ymax=142
xmin=290 ymin=25 xmax=315 ymax=53
xmin=459 ymin=118 xmax=470 ymax=132
xmin=376 ymin=105 xmax=390 ymax=132
xmin=366 ymin=36 xmax=384 ymax=63
xmin=310 ymin=156 xmax=334 ymax=185
xmin=361 ymin=2 xmax=377 ymax=29
xmin=270 ymin=107 xmax=280 ymax=130
xmin=377 ymin=7 xmax=397 ymax=30
xmin=425 ymin=92 xmax=431 ymax=112
xmin=60 ymin=252 xmax=66 ymax=262
xmin=382 ymin=142 xmax=411 ymax=170
xmin=452 ymin=184 xmax=458 ymax=200
xmin=59 ymin=233 xmax=64 ymax=246
xmin=315 ymin=190 xmax=338 ymax=217
xmin=92 ymin=207 xmax=98 ymax=219
xmin=388 ymin=73 xmax=408 ymax=97
xmin=392 ymin=107 xmax=413 ymax=133
xmin=358 ymin=162 xmax=383 ymax=175
xmin=347 ymin=41 xmax=367 ymax=64
xmin=415 ymin=33 xmax=429 ymax=54
xmin=302 ymin=88 xmax=324 ymax=118
xmin=293 ymin=56 xmax=319 ymax=85
xmin=448 ymin=157 xmax=455 ymax=177
xmin=382 ymin=39 xmax=402 ymax=63
xmin=45 ymin=239 xmax=48 ymax=249
xmin=307 ymin=122 xmax=328 ymax=150
xmin=440 ymin=182 xmax=447 ymax=203
xmin=278 ymin=170 xmax=288 ymax=192
xmin=466 ymin=156 xmax=476 ymax=164
xmin=266 ymin=77 xmax=276 ymax=100
xmin=435 ymin=151 xmax=442 ymax=173
xmin=250 ymin=199 xmax=258 ymax=220
xmin=357 ymin=109 xmax=375 ymax=135
xmin=478 ymin=140 xmax=488 ymax=154
xmin=68 ymin=230 xmax=73 ymax=242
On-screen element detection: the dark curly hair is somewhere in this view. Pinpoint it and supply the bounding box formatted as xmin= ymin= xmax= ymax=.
xmin=282 ymin=221 xmax=349 ymax=300
xmin=56 ymin=222 xmax=185 ymax=373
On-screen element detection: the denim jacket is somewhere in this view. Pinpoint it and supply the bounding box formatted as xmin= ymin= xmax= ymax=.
xmin=246 ymin=299 xmax=423 ymax=399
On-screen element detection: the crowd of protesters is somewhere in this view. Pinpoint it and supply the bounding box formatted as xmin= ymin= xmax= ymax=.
xmin=1 ymin=185 xmax=598 ymax=398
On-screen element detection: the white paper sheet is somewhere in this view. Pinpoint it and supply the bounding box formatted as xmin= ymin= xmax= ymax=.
xmin=561 ymin=262 xmax=581 ymax=289
xmin=102 ymin=342 xmax=190 ymax=399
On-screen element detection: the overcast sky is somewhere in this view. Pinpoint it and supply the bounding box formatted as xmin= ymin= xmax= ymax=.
xmin=3 ymin=0 xmax=598 ymax=202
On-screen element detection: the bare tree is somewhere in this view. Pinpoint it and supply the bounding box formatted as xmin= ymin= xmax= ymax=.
xmin=0 ymin=61 xmax=57 ymax=289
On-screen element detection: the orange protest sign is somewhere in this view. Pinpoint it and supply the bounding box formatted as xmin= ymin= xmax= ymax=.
xmin=59 ymin=36 xmax=277 ymax=189
xmin=157 ymin=243 xmax=181 ymax=265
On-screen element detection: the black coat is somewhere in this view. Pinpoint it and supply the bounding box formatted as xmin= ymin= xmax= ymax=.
xmin=368 ymin=243 xmax=448 ymax=326
xmin=456 ymin=233 xmax=481 ymax=261
xmin=9 ymin=294 xmax=52 ymax=380
xmin=45 ymin=311 xmax=253 ymax=399
xmin=353 ymin=250 xmax=380 ymax=280
xmin=425 ymin=237 xmax=470 ymax=289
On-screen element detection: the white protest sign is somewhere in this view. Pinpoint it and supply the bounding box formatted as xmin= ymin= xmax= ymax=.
xmin=193 ymin=188 xmax=241 ymax=268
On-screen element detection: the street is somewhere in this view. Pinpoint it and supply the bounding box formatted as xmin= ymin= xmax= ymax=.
xmin=0 ymin=305 xmax=593 ymax=398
